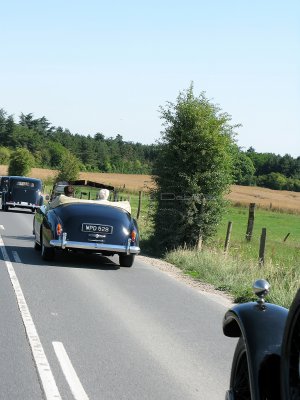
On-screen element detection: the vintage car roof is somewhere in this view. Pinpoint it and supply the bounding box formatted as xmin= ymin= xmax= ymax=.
xmin=49 ymin=195 xmax=131 ymax=214
xmin=8 ymin=176 xmax=42 ymax=182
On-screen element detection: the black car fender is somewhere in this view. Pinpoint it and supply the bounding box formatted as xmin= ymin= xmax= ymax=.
xmin=223 ymin=302 xmax=288 ymax=399
xmin=280 ymin=289 xmax=300 ymax=399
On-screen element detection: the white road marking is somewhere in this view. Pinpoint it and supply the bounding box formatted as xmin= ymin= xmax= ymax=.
xmin=12 ymin=250 xmax=21 ymax=263
xmin=0 ymin=234 xmax=62 ymax=400
xmin=0 ymin=225 xmax=4 ymax=230
xmin=53 ymin=341 xmax=89 ymax=400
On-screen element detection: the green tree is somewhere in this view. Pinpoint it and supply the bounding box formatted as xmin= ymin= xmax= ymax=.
xmin=56 ymin=151 xmax=81 ymax=182
xmin=8 ymin=148 xmax=34 ymax=176
xmin=257 ymin=172 xmax=287 ymax=190
xmin=151 ymin=85 xmax=236 ymax=251
xmin=0 ymin=146 xmax=11 ymax=164
xmin=232 ymin=147 xmax=256 ymax=185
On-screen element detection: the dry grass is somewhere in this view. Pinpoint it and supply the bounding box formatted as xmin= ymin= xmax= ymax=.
xmin=227 ymin=185 xmax=300 ymax=214
xmin=0 ymin=165 xmax=154 ymax=191
xmin=1 ymin=165 xmax=299 ymax=213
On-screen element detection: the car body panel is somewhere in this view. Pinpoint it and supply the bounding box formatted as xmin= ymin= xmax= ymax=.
xmin=0 ymin=176 xmax=9 ymax=194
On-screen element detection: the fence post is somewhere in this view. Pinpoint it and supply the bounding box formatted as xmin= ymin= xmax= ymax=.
xmin=224 ymin=221 xmax=233 ymax=254
xmin=136 ymin=191 xmax=142 ymax=220
xmin=259 ymin=228 xmax=267 ymax=266
xmin=197 ymin=234 xmax=203 ymax=251
xmin=114 ymin=191 xmax=118 ymax=201
xmin=246 ymin=203 xmax=256 ymax=241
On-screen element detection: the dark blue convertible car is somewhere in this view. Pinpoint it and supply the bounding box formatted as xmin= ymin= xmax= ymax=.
xmin=223 ymin=280 xmax=300 ymax=400
xmin=33 ymin=183 xmax=140 ymax=267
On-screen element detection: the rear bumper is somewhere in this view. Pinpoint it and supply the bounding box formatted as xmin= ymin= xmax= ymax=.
xmin=5 ymin=202 xmax=39 ymax=209
xmin=50 ymin=237 xmax=140 ymax=255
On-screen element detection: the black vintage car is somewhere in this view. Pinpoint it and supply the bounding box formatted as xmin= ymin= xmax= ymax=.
xmin=1 ymin=176 xmax=43 ymax=212
xmin=33 ymin=183 xmax=140 ymax=267
xmin=223 ymin=280 xmax=300 ymax=400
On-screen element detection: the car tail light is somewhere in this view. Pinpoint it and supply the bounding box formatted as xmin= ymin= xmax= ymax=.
xmin=130 ymin=230 xmax=136 ymax=243
xmin=56 ymin=223 xmax=63 ymax=236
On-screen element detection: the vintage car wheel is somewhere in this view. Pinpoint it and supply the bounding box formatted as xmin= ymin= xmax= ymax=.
xmin=281 ymin=289 xmax=300 ymax=400
xmin=229 ymin=337 xmax=251 ymax=400
xmin=119 ymin=254 xmax=135 ymax=267
xmin=41 ymin=241 xmax=55 ymax=261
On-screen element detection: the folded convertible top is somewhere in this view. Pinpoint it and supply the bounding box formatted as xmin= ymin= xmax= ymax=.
xmin=48 ymin=195 xmax=131 ymax=214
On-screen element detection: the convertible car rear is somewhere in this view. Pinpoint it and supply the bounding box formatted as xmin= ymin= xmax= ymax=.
xmin=33 ymin=197 xmax=140 ymax=267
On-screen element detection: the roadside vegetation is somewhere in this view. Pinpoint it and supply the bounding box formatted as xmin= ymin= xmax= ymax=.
xmin=166 ymin=205 xmax=300 ymax=308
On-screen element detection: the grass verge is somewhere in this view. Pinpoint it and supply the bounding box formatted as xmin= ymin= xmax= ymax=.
xmin=164 ymin=205 xmax=300 ymax=308
xmin=165 ymin=247 xmax=298 ymax=308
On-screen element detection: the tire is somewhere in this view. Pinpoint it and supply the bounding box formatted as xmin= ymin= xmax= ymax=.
xmin=2 ymin=204 xmax=8 ymax=211
xmin=119 ymin=254 xmax=135 ymax=268
xmin=34 ymin=241 xmax=41 ymax=251
xmin=228 ymin=337 xmax=251 ymax=400
xmin=41 ymin=241 xmax=55 ymax=261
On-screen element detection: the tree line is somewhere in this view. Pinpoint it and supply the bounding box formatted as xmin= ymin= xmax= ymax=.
xmin=0 ymin=107 xmax=299 ymax=191
xmin=234 ymin=147 xmax=300 ymax=191
xmin=0 ymin=109 xmax=157 ymax=175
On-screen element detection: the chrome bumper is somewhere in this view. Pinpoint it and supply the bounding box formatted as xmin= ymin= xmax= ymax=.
xmin=50 ymin=237 xmax=140 ymax=255
xmin=6 ymin=202 xmax=39 ymax=209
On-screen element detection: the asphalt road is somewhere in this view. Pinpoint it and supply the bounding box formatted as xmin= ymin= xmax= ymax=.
xmin=0 ymin=208 xmax=236 ymax=400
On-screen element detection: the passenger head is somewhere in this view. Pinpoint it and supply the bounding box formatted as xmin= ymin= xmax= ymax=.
xmin=98 ymin=189 xmax=109 ymax=200
xmin=64 ymin=185 xmax=74 ymax=197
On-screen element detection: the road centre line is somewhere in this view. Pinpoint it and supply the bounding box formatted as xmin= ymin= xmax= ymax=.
xmin=53 ymin=341 xmax=90 ymax=400
xmin=12 ymin=250 xmax=21 ymax=263
xmin=0 ymin=234 xmax=62 ymax=400
xmin=0 ymin=225 xmax=4 ymax=230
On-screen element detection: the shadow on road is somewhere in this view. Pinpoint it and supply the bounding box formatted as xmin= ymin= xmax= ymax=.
xmin=0 ymin=238 xmax=121 ymax=271
xmin=1 ymin=208 xmax=35 ymax=215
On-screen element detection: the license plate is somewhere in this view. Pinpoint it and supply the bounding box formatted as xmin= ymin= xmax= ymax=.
xmin=82 ymin=223 xmax=113 ymax=234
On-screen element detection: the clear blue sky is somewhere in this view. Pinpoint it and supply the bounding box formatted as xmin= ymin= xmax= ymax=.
xmin=1 ymin=0 xmax=299 ymax=156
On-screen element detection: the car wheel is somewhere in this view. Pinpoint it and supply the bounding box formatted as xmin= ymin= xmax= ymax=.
xmin=41 ymin=241 xmax=55 ymax=261
xmin=229 ymin=337 xmax=251 ymax=400
xmin=119 ymin=254 xmax=135 ymax=267
xmin=2 ymin=205 xmax=8 ymax=211
xmin=34 ymin=240 xmax=41 ymax=251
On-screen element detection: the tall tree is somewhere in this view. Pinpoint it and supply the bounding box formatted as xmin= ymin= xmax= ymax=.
xmin=151 ymin=85 xmax=236 ymax=250
xmin=8 ymin=148 xmax=34 ymax=176
xmin=56 ymin=151 xmax=81 ymax=182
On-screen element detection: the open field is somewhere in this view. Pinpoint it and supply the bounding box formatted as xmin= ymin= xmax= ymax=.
xmin=1 ymin=165 xmax=300 ymax=213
